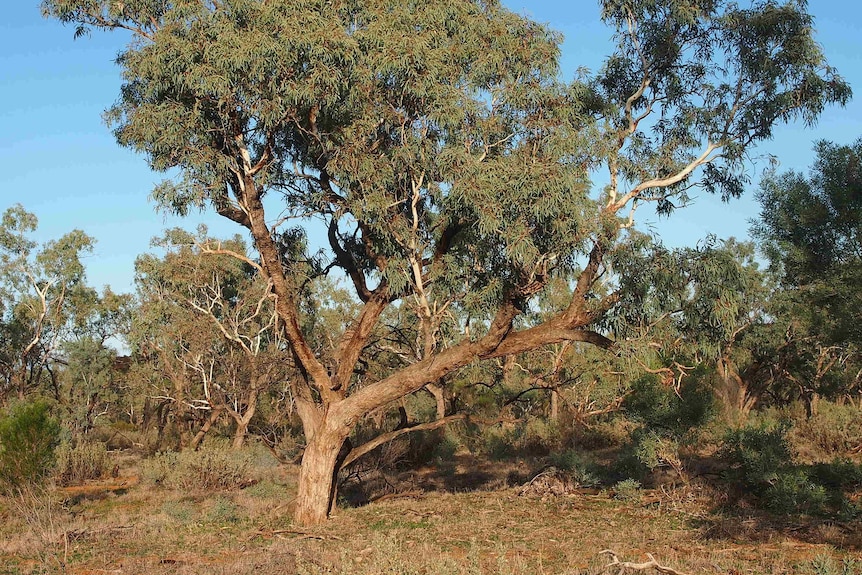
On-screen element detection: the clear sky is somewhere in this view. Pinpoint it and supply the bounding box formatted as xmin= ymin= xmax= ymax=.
xmin=1 ymin=1 xmax=860 ymax=295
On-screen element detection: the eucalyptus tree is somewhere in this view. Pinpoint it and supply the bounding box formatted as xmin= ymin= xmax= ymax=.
xmin=0 ymin=204 xmax=97 ymax=403
xmin=44 ymin=0 xmax=849 ymax=524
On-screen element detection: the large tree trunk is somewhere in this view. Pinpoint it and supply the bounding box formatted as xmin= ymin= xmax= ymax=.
xmin=294 ymin=422 xmax=350 ymax=526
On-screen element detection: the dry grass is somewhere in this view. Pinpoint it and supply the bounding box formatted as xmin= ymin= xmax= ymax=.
xmin=0 ymin=449 xmax=860 ymax=575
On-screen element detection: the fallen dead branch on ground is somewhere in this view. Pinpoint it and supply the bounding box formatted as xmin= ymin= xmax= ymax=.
xmin=599 ymin=549 xmax=690 ymax=575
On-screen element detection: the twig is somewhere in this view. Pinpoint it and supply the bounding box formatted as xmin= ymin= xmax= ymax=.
xmin=271 ymin=529 xmax=344 ymax=541
xmin=599 ymin=550 xmax=690 ymax=575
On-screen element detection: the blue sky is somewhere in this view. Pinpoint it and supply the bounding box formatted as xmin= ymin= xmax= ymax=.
xmin=1 ymin=1 xmax=860 ymax=294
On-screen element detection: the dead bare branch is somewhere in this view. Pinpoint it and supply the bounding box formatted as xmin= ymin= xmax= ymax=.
xmin=599 ymin=550 xmax=690 ymax=575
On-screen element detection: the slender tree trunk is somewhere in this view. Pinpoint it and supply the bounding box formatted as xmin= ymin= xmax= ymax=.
xmin=232 ymin=423 xmax=248 ymax=449
xmin=190 ymin=407 xmax=223 ymax=450
xmin=549 ymin=387 xmax=559 ymax=422
xmin=426 ymin=383 xmax=447 ymax=420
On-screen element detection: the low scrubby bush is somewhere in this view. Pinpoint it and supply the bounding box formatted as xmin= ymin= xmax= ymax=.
xmin=142 ymin=444 xmax=254 ymax=490
xmin=721 ymin=422 xmax=792 ymax=491
xmin=613 ymin=478 xmax=643 ymax=502
xmin=480 ymin=417 xmax=563 ymax=459
xmin=720 ymin=421 xmax=848 ymax=516
xmin=548 ymin=449 xmax=602 ymax=487
xmin=764 ymin=468 xmax=828 ymax=515
xmin=0 ymin=400 xmax=61 ymax=492
xmin=788 ymin=401 xmax=862 ymax=462
xmin=55 ymin=441 xmax=110 ymax=485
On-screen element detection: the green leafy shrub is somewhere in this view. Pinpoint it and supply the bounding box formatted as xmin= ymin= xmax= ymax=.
xmin=0 ymin=400 xmax=61 ymax=491
xmin=809 ymin=553 xmax=862 ymax=575
xmin=548 ymin=449 xmax=602 ymax=487
xmin=623 ymin=375 xmax=715 ymax=435
xmin=480 ymin=417 xmax=562 ymax=459
xmin=720 ymin=421 xmax=848 ymax=516
xmin=721 ymin=422 xmax=792 ymax=492
xmin=810 ymin=459 xmax=862 ymax=490
xmin=764 ymin=468 xmax=828 ymax=515
xmin=142 ymin=445 xmax=254 ymax=490
xmin=428 ymin=430 xmax=460 ymax=463
xmin=569 ymin=417 xmax=636 ymax=450
xmin=613 ymin=479 xmax=643 ymax=502
xmin=55 ymin=441 xmax=110 ymax=485
xmin=611 ymin=428 xmax=684 ymax=482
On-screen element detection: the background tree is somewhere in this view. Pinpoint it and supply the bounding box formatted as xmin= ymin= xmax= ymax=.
xmin=44 ymin=0 xmax=849 ymax=525
xmin=0 ymin=204 xmax=97 ymax=404
xmin=752 ymin=138 xmax=862 ymax=413
xmin=130 ymin=228 xmax=293 ymax=449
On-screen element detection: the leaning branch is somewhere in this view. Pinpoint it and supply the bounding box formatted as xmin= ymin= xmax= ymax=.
xmin=341 ymin=414 xmax=466 ymax=468
xmin=609 ymin=142 xmax=721 ymax=214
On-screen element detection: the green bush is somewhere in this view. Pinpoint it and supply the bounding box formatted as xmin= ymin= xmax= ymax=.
xmin=55 ymin=441 xmax=110 ymax=486
xmin=548 ymin=449 xmax=602 ymax=487
xmin=480 ymin=417 xmax=562 ymax=459
xmin=721 ymin=422 xmax=792 ymax=492
xmin=764 ymin=468 xmax=828 ymax=515
xmin=610 ymin=428 xmax=684 ymax=483
xmin=719 ymin=421 xmax=849 ymax=516
xmin=142 ymin=444 xmax=254 ymax=490
xmin=613 ymin=478 xmax=643 ymax=502
xmin=0 ymin=400 xmax=61 ymax=491
xmin=623 ymin=375 xmax=715 ymax=435
xmin=809 ymin=553 xmax=862 ymax=575
xmin=810 ymin=459 xmax=862 ymax=490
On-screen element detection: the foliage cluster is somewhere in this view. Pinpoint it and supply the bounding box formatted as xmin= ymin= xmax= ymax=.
xmin=721 ymin=421 xmax=862 ymax=516
xmin=0 ymin=400 xmax=61 ymax=492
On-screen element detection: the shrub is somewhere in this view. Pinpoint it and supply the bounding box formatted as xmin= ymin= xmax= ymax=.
xmin=810 ymin=554 xmax=862 ymax=575
xmin=55 ymin=441 xmax=110 ymax=486
xmin=480 ymin=417 xmax=562 ymax=459
xmin=623 ymin=375 xmax=715 ymax=435
xmin=720 ymin=421 xmax=846 ymax=516
xmin=428 ymin=430 xmax=460 ymax=463
xmin=764 ymin=468 xmax=828 ymax=515
xmin=548 ymin=449 xmax=602 ymax=487
xmin=142 ymin=444 xmax=254 ymax=490
xmin=0 ymin=400 xmax=61 ymax=492
xmin=721 ymin=422 xmax=792 ymax=492
xmin=611 ymin=429 xmax=684 ymax=483
xmin=613 ymin=479 xmax=643 ymax=502
xmin=810 ymin=459 xmax=862 ymax=490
